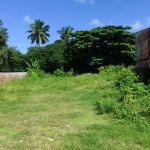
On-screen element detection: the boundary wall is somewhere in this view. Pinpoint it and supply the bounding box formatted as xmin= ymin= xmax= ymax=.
xmin=0 ymin=72 xmax=27 ymax=83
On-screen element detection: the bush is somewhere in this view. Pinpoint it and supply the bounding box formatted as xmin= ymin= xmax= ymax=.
xmin=53 ymin=68 xmax=74 ymax=77
xmin=98 ymin=65 xmax=124 ymax=81
xmin=115 ymin=66 xmax=138 ymax=88
xmin=96 ymin=65 xmax=150 ymax=126
xmin=98 ymin=65 xmax=124 ymax=75
xmin=26 ymin=59 xmax=45 ymax=78
xmin=28 ymin=69 xmax=45 ymax=78
xmin=66 ymin=68 xmax=74 ymax=77
xmin=53 ymin=68 xmax=67 ymax=77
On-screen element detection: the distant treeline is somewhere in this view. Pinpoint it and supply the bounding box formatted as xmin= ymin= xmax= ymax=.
xmin=0 ymin=22 xmax=136 ymax=73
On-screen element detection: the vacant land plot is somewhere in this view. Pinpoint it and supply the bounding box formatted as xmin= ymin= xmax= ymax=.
xmin=0 ymin=74 xmax=149 ymax=150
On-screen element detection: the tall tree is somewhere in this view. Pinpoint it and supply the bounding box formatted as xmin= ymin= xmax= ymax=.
xmin=27 ymin=19 xmax=50 ymax=46
xmin=26 ymin=41 xmax=66 ymax=73
xmin=0 ymin=20 xmax=8 ymax=47
xmin=64 ymin=26 xmax=136 ymax=72
xmin=0 ymin=46 xmax=25 ymax=72
xmin=57 ymin=26 xmax=74 ymax=42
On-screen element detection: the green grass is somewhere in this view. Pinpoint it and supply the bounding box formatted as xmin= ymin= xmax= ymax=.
xmin=0 ymin=74 xmax=150 ymax=150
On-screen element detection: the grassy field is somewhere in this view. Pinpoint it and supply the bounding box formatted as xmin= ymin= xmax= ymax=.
xmin=0 ymin=74 xmax=150 ymax=150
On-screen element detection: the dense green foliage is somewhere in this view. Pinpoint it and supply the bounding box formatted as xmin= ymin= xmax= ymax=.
xmin=0 ymin=46 xmax=25 ymax=72
xmin=0 ymin=20 xmax=8 ymax=48
xmin=0 ymin=19 xmax=137 ymax=74
xmin=96 ymin=65 xmax=150 ymax=127
xmin=25 ymin=40 xmax=66 ymax=73
xmin=65 ymin=26 xmax=136 ymax=72
xmin=57 ymin=26 xmax=74 ymax=42
xmin=0 ymin=20 xmax=9 ymax=71
xmin=27 ymin=19 xmax=50 ymax=46
xmin=0 ymin=20 xmax=25 ymax=72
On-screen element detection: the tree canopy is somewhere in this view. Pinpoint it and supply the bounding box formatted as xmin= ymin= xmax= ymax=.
xmin=0 ymin=20 xmax=137 ymax=73
xmin=27 ymin=19 xmax=50 ymax=46
xmin=0 ymin=46 xmax=25 ymax=72
xmin=57 ymin=26 xmax=74 ymax=42
xmin=26 ymin=41 xmax=66 ymax=73
xmin=0 ymin=20 xmax=8 ymax=47
xmin=64 ymin=26 xmax=136 ymax=72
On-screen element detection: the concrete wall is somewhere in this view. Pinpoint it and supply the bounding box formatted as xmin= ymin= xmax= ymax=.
xmin=0 ymin=72 xmax=27 ymax=83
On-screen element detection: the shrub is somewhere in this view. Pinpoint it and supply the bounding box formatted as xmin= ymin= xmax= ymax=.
xmin=53 ymin=68 xmax=74 ymax=77
xmin=53 ymin=68 xmax=67 ymax=77
xmin=96 ymin=65 xmax=150 ymax=126
xmin=98 ymin=65 xmax=124 ymax=75
xmin=25 ymin=59 xmax=45 ymax=78
xmin=98 ymin=65 xmax=124 ymax=81
xmin=66 ymin=68 xmax=74 ymax=77
xmin=115 ymin=66 xmax=138 ymax=88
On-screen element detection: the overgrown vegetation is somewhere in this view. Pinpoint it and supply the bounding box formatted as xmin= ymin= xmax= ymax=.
xmin=0 ymin=18 xmax=150 ymax=149
xmin=0 ymin=19 xmax=137 ymax=75
xmin=0 ymin=73 xmax=150 ymax=149
xmin=96 ymin=65 xmax=150 ymax=128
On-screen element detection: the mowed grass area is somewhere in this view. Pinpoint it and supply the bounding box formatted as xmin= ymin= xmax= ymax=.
xmin=0 ymin=74 xmax=150 ymax=150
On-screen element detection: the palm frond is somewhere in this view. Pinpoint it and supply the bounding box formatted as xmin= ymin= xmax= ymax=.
xmin=27 ymin=19 xmax=50 ymax=45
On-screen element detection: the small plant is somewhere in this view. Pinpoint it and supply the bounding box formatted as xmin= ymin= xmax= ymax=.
xmin=53 ymin=68 xmax=74 ymax=77
xmin=26 ymin=59 xmax=40 ymax=70
xmin=66 ymin=68 xmax=74 ymax=77
xmin=53 ymin=68 xmax=66 ymax=77
xmin=25 ymin=59 xmax=45 ymax=78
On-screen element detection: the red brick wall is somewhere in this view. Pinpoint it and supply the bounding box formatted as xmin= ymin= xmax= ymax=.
xmin=138 ymin=28 xmax=150 ymax=68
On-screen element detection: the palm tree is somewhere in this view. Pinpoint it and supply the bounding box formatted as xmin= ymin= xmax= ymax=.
xmin=27 ymin=19 xmax=50 ymax=46
xmin=57 ymin=26 xmax=74 ymax=42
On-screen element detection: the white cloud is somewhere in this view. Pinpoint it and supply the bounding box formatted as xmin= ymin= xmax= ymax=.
xmin=23 ymin=15 xmax=34 ymax=24
xmin=131 ymin=21 xmax=143 ymax=30
xmin=74 ymin=0 xmax=95 ymax=5
xmin=146 ymin=17 xmax=150 ymax=25
xmin=89 ymin=18 xmax=103 ymax=26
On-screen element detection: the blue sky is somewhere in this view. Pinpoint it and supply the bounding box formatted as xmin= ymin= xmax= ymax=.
xmin=0 ymin=0 xmax=150 ymax=54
